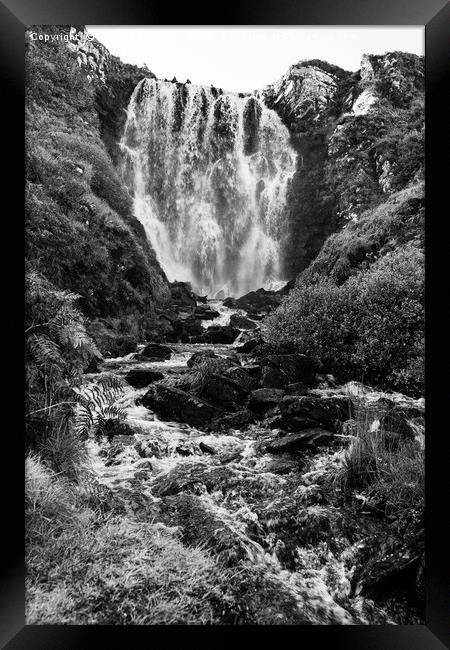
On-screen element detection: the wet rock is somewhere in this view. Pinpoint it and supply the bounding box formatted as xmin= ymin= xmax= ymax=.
xmin=265 ymin=428 xmax=334 ymax=453
xmin=201 ymin=373 xmax=249 ymax=409
xmin=235 ymin=337 xmax=261 ymax=353
xmin=248 ymin=388 xmax=285 ymax=413
xmin=191 ymin=325 xmax=240 ymax=344
xmin=223 ymin=297 xmax=237 ymax=308
xmin=263 ymin=456 xmax=304 ymax=475
xmin=235 ymin=288 xmax=281 ymax=313
xmin=124 ymin=368 xmax=164 ymax=388
xmin=223 ymin=366 xmax=256 ymax=391
xmin=278 ymin=395 xmax=354 ymax=433
xmin=182 ymin=317 xmax=204 ymax=338
xmin=379 ymin=405 xmax=422 ymax=442
xmin=187 ymin=350 xmax=219 ymax=367
xmin=169 ymin=281 xmax=197 ymax=309
xmin=284 ymin=382 xmax=308 ymax=395
xmin=141 ymin=383 xmax=223 ymax=428
xmin=140 ymin=343 xmax=172 ymax=361
xmin=199 ymin=441 xmax=217 ymax=455
xmin=210 ymin=409 xmax=256 ymax=431
xmin=194 ymin=305 xmax=221 ymax=320
xmin=229 ymin=314 xmax=257 ymax=330
xmin=258 ymin=354 xmax=317 ymax=388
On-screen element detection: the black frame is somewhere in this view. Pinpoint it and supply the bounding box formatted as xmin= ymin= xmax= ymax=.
xmin=1 ymin=0 xmax=449 ymax=646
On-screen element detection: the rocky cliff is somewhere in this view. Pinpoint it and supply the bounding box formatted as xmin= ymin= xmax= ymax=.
xmin=260 ymin=53 xmax=424 ymax=277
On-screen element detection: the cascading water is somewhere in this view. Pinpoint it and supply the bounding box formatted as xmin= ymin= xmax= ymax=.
xmin=120 ymin=78 xmax=297 ymax=297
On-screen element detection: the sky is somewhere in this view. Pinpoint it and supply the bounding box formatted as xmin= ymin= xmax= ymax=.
xmin=87 ymin=27 xmax=424 ymax=94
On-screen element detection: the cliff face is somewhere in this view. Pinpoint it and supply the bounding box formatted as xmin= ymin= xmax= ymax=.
xmin=261 ymin=53 xmax=424 ymax=278
xmin=64 ymin=31 xmax=423 ymax=283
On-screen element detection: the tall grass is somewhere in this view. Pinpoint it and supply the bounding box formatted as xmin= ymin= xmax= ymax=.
xmin=333 ymin=402 xmax=424 ymax=520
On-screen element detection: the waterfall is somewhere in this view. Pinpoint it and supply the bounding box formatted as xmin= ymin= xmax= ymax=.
xmin=120 ymin=78 xmax=296 ymax=298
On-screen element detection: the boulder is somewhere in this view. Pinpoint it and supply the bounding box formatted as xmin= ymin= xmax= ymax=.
xmin=169 ymin=281 xmax=197 ymax=309
xmin=223 ymin=297 xmax=237 ymax=308
xmin=235 ymin=288 xmax=280 ymax=312
xmin=235 ymin=337 xmax=261 ymax=353
xmin=211 ymin=409 xmax=256 ymax=431
xmin=124 ymin=368 xmax=164 ymax=388
xmin=265 ymin=428 xmax=334 ymax=453
xmin=190 ymin=325 xmax=240 ymax=344
xmin=141 ymin=384 xmax=223 ymax=428
xmin=200 ymin=373 xmax=249 ymax=409
xmin=278 ymin=395 xmax=354 ymax=432
xmin=248 ymin=388 xmax=285 ymax=413
xmin=194 ymin=306 xmax=220 ymax=320
xmin=223 ymin=366 xmax=256 ymax=391
xmin=258 ymin=354 xmax=317 ymax=388
xmin=140 ymin=343 xmax=172 ymax=361
xmin=229 ymin=314 xmax=257 ymax=330
xmin=187 ymin=350 xmax=218 ymax=368
xmin=284 ymin=382 xmax=308 ymax=395
xmin=182 ymin=317 xmax=204 ymax=337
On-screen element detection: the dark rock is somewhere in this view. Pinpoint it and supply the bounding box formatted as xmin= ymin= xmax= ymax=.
xmin=141 ymin=384 xmax=223 ymax=428
xmin=264 ymin=456 xmax=304 ymax=475
xmin=223 ymin=366 xmax=256 ymax=391
xmin=182 ymin=318 xmax=204 ymax=337
xmin=265 ymin=428 xmax=334 ymax=453
xmin=235 ymin=288 xmax=281 ymax=312
xmin=380 ymin=405 xmax=421 ymax=442
xmin=223 ymin=297 xmax=236 ymax=308
xmin=235 ymin=338 xmax=261 ymax=353
xmin=190 ymin=325 xmax=240 ymax=344
xmin=278 ymin=395 xmax=354 ymax=432
xmin=241 ymin=364 xmax=262 ymax=378
xmin=284 ymin=382 xmax=308 ymax=395
xmin=258 ymin=354 xmax=317 ymax=388
xmin=170 ymin=281 xmax=197 ymax=309
xmin=248 ymin=388 xmax=285 ymax=413
xmin=124 ymin=368 xmax=164 ymax=388
xmin=140 ymin=343 xmax=172 ymax=360
xmin=187 ymin=350 xmax=218 ymax=368
xmin=201 ymin=373 xmax=249 ymax=409
xmin=211 ymin=409 xmax=256 ymax=431
xmin=194 ymin=306 xmax=221 ymax=320
xmin=229 ymin=314 xmax=257 ymax=330
xmin=199 ymin=441 xmax=217 ymax=455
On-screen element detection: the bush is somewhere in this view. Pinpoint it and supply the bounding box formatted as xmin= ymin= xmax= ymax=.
xmin=264 ymin=246 xmax=424 ymax=395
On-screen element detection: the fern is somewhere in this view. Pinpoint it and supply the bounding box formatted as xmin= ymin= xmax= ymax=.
xmin=71 ymin=374 xmax=127 ymax=440
xmin=27 ymin=334 xmax=64 ymax=369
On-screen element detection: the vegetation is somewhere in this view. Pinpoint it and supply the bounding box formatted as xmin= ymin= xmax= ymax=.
xmin=25 ymin=28 xmax=169 ymax=357
xmin=264 ymin=245 xmax=424 ymax=395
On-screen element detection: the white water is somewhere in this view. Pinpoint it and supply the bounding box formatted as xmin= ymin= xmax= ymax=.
xmin=119 ymin=79 xmax=296 ymax=297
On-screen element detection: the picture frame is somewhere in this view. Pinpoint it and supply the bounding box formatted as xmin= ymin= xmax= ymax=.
xmin=1 ymin=0 xmax=448 ymax=646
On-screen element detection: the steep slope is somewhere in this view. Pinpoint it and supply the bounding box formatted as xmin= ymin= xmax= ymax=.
xmin=261 ymin=53 xmax=424 ymax=278
xmin=25 ymin=26 xmax=170 ymax=353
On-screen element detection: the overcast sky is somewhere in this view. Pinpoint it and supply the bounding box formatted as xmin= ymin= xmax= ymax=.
xmin=87 ymin=27 xmax=424 ymax=94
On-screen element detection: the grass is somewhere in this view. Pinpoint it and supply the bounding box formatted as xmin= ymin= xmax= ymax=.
xmin=26 ymin=455 xmax=226 ymax=625
xmin=332 ymin=402 xmax=424 ymax=520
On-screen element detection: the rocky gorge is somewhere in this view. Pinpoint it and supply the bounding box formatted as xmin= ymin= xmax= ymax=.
xmin=25 ymin=26 xmax=425 ymax=626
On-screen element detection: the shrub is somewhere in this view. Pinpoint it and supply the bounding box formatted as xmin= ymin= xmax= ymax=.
xmin=264 ymin=246 xmax=424 ymax=395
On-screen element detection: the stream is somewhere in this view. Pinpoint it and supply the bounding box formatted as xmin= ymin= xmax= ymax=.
xmin=84 ymin=298 xmax=424 ymax=625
